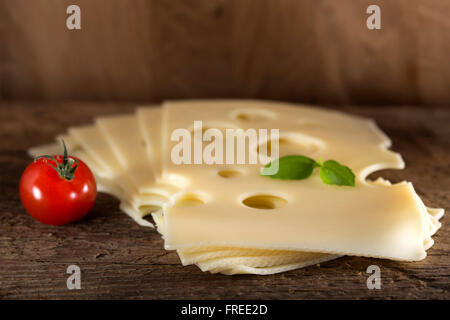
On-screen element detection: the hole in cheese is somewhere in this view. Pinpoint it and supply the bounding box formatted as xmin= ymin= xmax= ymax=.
xmin=174 ymin=193 xmax=206 ymax=207
xmin=232 ymin=108 xmax=278 ymax=122
xmin=236 ymin=114 xmax=248 ymax=121
xmin=242 ymin=195 xmax=287 ymax=210
xmin=257 ymin=134 xmax=323 ymax=158
xmin=218 ymin=170 xmax=243 ymax=178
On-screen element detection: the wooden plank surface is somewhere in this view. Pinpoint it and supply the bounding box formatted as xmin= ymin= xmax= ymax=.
xmin=1 ymin=0 xmax=450 ymax=105
xmin=0 ymin=101 xmax=449 ymax=299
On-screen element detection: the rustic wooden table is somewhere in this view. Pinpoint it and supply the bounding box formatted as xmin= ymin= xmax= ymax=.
xmin=0 ymin=101 xmax=448 ymax=299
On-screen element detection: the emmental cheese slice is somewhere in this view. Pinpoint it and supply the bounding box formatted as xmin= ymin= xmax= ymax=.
xmin=133 ymin=109 xmax=345 ymax=272
xmin=150 ymin=205 xmax=341 ymax=274
xmin=68 ymin=124 xmax=163 ymax=227
xmin=27 ymin=101 xmax=443 ymax=274
xmin=65 ymin=111 xmax=332 ymax=274
xmin=94 ymin=108 xmax=344 ymax=273
xmin=97 ymin=115 xmax=158 ymax=195
xmin=27 ymin=114 xmax=343 ymax=274
xmin=65 ymin=112 xmax=320 ymax=269
xmin=29 ymin=140 xmax=439 ymax=275
xmin=160 ymin=100 xmax=443 ymax=261
xmin=137 ymin=108 xmax=164 ymax=181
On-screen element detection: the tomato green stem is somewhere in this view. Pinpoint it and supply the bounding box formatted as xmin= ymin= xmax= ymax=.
xmin=35 ymin=139 xmax=79 ymax=181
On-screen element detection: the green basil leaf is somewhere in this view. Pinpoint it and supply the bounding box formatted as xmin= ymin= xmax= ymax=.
xmin=261 ymin=155 xmax=318 ymax=180
xmin=319 ymin=160 xmax=355 ymax=186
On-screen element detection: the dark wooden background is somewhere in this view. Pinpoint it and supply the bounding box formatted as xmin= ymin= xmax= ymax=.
xmin=1 ymin=0 xmax=450 ymax=105
xmin=0 ymin=0 xmax=449 ymax=299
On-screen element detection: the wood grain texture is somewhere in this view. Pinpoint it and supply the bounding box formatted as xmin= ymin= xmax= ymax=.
xmin=1 ymin=1 xmax=450 ymax=105
xmin=0 ymin=101 xmax=448 ymax=299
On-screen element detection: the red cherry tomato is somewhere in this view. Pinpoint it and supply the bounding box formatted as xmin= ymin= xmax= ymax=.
xmin=20 ymin=153 xmax=97 ymax=225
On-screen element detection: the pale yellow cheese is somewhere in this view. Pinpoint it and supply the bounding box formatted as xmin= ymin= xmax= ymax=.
xmin=198 ymin=254 xmax=338 ymax=275
xmin=155 ymin=191 xmax=337 ymax=275
xmin=160 ymin=100 xmax=443 ymax=261
xmin=135 ymin=111 xmax=348 ymax=272
xmin=153 ymin=177 xmax=441 ymax=273
xmin=28 ymin=141 xmax=442 ymax=275
xmin=28 ymin=125 xmax=342 ymax=275
xmin=135 ymin=179 xmax=341 ymax=274
xmin=68 ymin=125 xmax=163 ymax=227
xmin=206 ymin=260 xmax=331 ymax=275
xmin=68 ymin=127 xmax=136 ymax=196
xmin=137 ymin=107 xmax=164 ymax=181
xmin=28 ymin=101 xmax=444 ymax=274
xmin=96 ymin=114 xmax=177 ymax=198
xmin=67 ymin=114 xmax=320 ymax=274
xmin=136 ymin=107 xmax=341 ymax=272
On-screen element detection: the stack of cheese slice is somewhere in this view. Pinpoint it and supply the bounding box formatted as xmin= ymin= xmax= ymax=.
xmin=29 ymin=100 xmax=444 ymax=275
